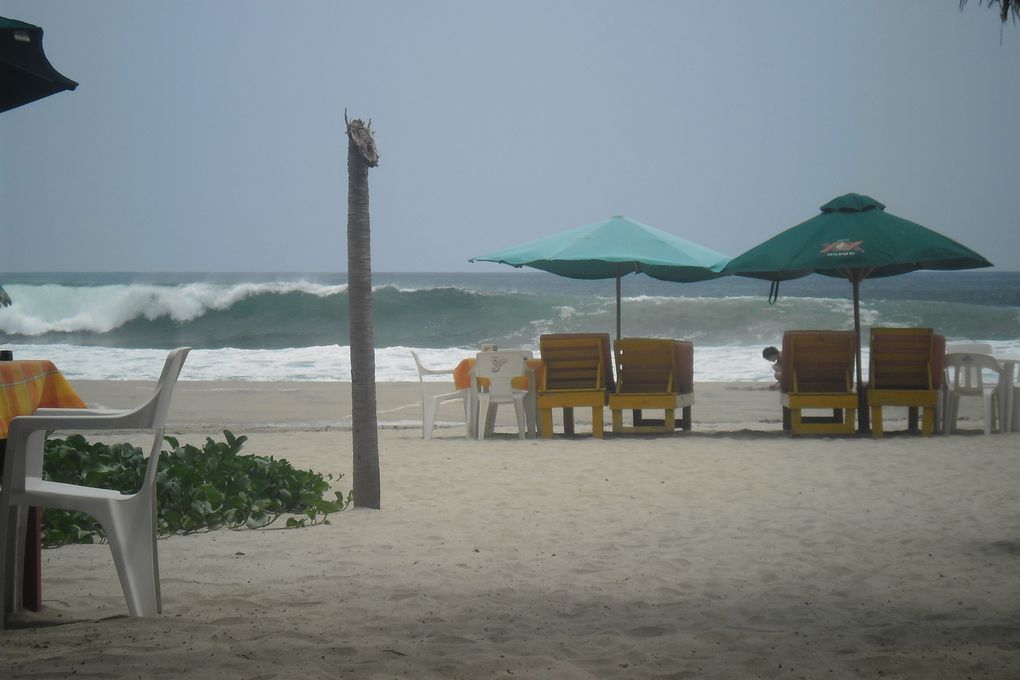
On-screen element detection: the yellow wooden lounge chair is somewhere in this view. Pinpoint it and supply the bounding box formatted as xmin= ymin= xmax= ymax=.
xmin=536 ymin=333 xmax=612 ymax=438
xmin=628 ymin=341 xmax=695 ymax=431
xmin=609 ymin=338 xmax=679 ymax=434
xmin=779 ymin=330 xmax=857 ymax=436
xmin=868 ymin=328 xmax=944 ymax=438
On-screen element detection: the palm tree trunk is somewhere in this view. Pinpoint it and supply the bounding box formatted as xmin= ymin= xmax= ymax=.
xmin=346 ymin=115 xmax=380 ymax=509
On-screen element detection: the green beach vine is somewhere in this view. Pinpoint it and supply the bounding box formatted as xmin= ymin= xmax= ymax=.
xmin=40 ymin=430 xmax=351 ymax=547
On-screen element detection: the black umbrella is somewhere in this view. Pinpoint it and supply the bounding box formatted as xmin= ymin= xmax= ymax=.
xmin=1 ymin=16 xmax=77 ymax=113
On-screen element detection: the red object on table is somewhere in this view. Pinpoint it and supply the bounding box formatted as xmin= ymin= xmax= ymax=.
xmin=0 ymin=360 xmax=87 ymax=612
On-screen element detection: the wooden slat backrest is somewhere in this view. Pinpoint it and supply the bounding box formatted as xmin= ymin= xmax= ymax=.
xmin=539 ymin=333 xmax=615 ymax=391
xmin=614 ymin=338 xmax=675 ymax=394
xmin=869 ymin=327 xmax=934 ymax=390
xmin=538 ymin=336 xmax=605 ymax=391
xmin=782 ymin=330 xmax=855 ymax=394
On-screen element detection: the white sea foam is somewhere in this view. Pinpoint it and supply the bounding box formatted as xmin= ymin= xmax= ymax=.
xmin=7 ymin=340 xmax=1020 ymax=383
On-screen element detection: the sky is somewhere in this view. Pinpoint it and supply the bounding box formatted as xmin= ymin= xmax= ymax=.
xmin=1 ymin=1 xmax=1018 ymax=273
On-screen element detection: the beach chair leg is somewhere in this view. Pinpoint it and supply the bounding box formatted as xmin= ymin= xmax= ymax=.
xmin=908 ymin=407 xmax=919 ymax=432
xmin=563 ymin=408 xmax=575 ymax=435
xmin=870 ymin=405 xmax=884 ymax=438
xmin=485 ymin=403 xmax=498 ymax=438
xmin=611 ymin=409 xmax=623 ymax=433
xmin=423 ymin=400 xmax=437 ymax=439
xmin=680 ymin=407 xmax=692 ymax=431
xmin=539 ymin=409 xmax=554 ymax=438
xmin=514 ymin=400 xmax=527 ymax=440
xmin=591 ymin=407 xmax=604 ymax=439
xmin=789 ymin=409 xmax=802 ymax=435
xmin=476 ymin=395 xmax=490 ymax=441
xmin=664 ymin=410 xmax=676 ymax=431
xmin=524 ymin=391 xmax=538 ymax=438
xmin=922 ymin=407 xmax=935 ymax=436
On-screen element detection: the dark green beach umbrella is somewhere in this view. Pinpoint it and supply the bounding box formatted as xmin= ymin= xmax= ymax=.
xmin=723 ymin=193 xmax=993 ymax=430
xmin=1 ymin=17 xmax=77 ymax=113
xmin=470 ymin=215 xmax=730 ymax=339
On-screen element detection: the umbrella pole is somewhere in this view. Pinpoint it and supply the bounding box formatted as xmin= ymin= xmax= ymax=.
xmin=852 ymin=277 xmax=869 ymax=433
xmin=615 ymin=266 xmax=622 ymax=340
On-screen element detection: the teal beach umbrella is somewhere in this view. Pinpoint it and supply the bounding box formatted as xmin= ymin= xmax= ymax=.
xmin=723 ymin=193 xmax=993 ymax=431
xmin=470 ymin=215 xmax=730 ymax=338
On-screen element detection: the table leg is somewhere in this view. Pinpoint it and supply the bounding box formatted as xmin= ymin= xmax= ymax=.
xmin=524 ymin=370 xmax=538 ymax=438
xmin=24 ymin=508 xmax=41 ymax=612
xmin=1010 ymin=380 xmax=1017 ymax=433
xmin=1002 ymin=360 xmax=1016 ymax=433
xmin=467 ymin=371 xmax=478 ymax=438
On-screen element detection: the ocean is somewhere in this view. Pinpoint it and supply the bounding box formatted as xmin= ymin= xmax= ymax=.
xmin=1 ymin=271 xmax=1018 ymax=383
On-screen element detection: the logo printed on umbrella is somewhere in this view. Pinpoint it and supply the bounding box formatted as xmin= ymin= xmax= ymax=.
xmin=820 ymin=240 xmax=863 ymax=257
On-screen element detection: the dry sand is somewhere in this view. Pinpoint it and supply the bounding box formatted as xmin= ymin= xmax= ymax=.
xmin=1 ymin=380 xmax=1018 ymax=679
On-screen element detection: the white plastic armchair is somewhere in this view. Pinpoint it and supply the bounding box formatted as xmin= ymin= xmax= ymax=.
xmin=939 ymin=343 xmax=994 ymax=433
xmin=0 ymin=347 xmax=190 ymax=627
xmin=943 ymin=351 xmax=1003 ymax=435
xmin=475 ymin=350 xmax=529 ymax=440
xmin=411 ymin=351 xmax=471 ymax=439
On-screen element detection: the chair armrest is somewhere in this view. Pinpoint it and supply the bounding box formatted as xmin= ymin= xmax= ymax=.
xmin=419 ymin=366 xmax=456 ymax=377
xmin=30 ymin=407 xmax=126 ymax=417
xmin=9 ymin=411 xmax=143 ymax=433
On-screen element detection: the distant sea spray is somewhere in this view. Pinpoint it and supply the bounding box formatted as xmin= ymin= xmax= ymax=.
xmin=1 ymin=271 xmax=1018 ymax=382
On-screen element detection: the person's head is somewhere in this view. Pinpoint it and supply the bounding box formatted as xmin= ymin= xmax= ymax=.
xmin=762 ymin=346 xmax=780 ymax=362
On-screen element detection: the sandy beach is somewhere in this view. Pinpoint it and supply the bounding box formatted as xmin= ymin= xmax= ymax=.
xmin=1 ymin=380 xmax=1018 ymax=679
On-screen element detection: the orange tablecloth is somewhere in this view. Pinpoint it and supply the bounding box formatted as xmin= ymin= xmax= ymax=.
xmin=0 ymin=360 xmax=87 ymax=438
xmin=454 ymin=357 xmax=543 ymax=391
xmin=0 ymin=359 xmax=86 ymax=613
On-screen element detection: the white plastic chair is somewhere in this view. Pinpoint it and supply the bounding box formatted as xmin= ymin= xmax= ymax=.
xmin=475 ymin=350 xmax=529 ymax=440
xmin=411 ymin=351 xmax=471 ymax=439
xmin=943 ymin=351 xmax=1003 ymax=435
xmin=938 ymin=343 xmax=994 ymax=433
xmin=0 ymin=347 xmax=190 ymax=627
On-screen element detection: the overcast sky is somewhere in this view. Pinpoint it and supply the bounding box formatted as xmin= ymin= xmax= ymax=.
xmin=2 ymin=1 xmax=1018 ymax=273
